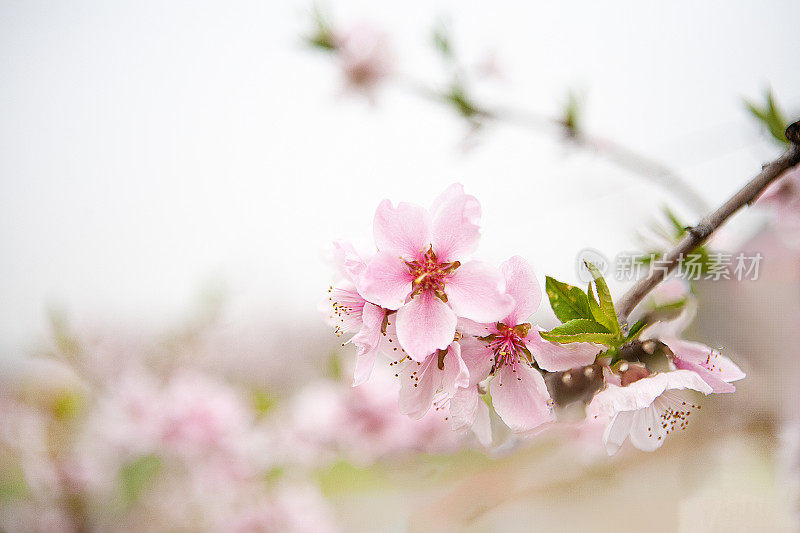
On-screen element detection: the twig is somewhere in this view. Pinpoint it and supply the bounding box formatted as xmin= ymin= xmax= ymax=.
xmin=492 ymin=106 xmax=711 ymax=213
xmin=616 ymin=120 xmax=800 ymax=323
xmin=398 ymin=77 xmax=711 ymax=214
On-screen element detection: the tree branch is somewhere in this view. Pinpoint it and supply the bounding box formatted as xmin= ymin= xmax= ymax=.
xmin=399 ymin=78 xmax=711 ymax=215
xmin=616 ymin=120 xmax=800 ymax=323
xmin=492 ymin=106 xmax=711 ymax=213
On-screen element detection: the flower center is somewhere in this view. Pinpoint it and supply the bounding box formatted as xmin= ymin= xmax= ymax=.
xmin=405 ymin=247 xmax=460 ymax=302
xmin=481 ymin=322 xmax=532 ymax=374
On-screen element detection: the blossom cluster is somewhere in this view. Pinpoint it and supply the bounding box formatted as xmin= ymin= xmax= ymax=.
xmin=2 ymin=299 xmax=484 ymax=531
xmin=325 ymin=185 xmax=746 ymax=454
xmin=0 ymin=355 xmax=338 ymax=533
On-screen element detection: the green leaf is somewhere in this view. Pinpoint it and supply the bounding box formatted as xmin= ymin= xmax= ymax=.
xmin=664 ymin=207 xmax=687 ymax=238
xmin=745 ymin=89 xmax=789 ymax=145
xmin=444 ymin=83 xmax=481 ymax=120
xmin=545 ymin=276 xmax=592 ymax=323
xmin=540 ymin=319 xmax=616 ymax=346
xmin=432 ymin=18 xmax=454 ymax=60
xmin=119 ymin=454 xmax=162 ymax=505
xmin=305 ymin=4 xmax=337 ymax=51
xmin=625 ymin=318 xmax=648 ymax=341
xmin=585 ymin=262 xmax=620 ymax=336
xmin=587 ymin=283 xmax=610 ymax=331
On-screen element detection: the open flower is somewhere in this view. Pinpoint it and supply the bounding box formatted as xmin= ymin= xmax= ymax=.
xmin=455 ymin=256 xmax=600 ymax=432
xmin=588 ymin=370 xmax=713 ymax=455
xmin=324 ymin=241 xmax=390 ymax=386
xmin=358 ymin=184 xmax=514 ymax=361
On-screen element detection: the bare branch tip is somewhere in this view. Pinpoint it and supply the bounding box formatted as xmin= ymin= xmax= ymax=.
xmin=786 ymin=120 xmax=800 ymax=145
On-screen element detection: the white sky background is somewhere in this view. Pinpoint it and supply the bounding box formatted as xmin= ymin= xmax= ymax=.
xmin=1 ymin=0 xmax=798 ymax=356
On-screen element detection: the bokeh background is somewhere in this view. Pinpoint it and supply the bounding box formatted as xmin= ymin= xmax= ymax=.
xmin=1 ymin=1 xmax=799 ymax=531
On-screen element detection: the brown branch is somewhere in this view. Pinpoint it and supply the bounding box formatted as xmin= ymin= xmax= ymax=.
xmin=616 ymin=120 xmax=800 ymax=323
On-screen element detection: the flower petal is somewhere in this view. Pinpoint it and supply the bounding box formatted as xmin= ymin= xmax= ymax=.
xmin=458 ymin=335 xmax=494 ymax=386
xmin=471 ymin=399 xmax=492 ymax=446
xmin=672 ymin=358 xmax=735 ymax=393
xmin=589 ymin=370 xmax=712 ymax=417
xmin=457 ymin=318 xmax=493 ymax=337
xmin=351 ymin=303 xmax=385 ymax=386
xmin=321 ymin=281 xmax=366 ymax=334
xmin=429 ymin=183 xmax=467 ymax=215
xmin=525 ymin=328 xmax=601 ymax=372
xmin=398 ymin=355 xmax=437 ymax=419
xmin=331 ymin=240 xmax=367 ymax=282
xmin=490 ymin=363 xmax=554 ymax=432
xmin=358 ymin=251 xmax=413 ymax=310
xmin=628 ymin=390 xmax=694 ymax=452
xmin=396 ymin=291 xmax=457 ymax=361
xmin=430 ymin=185 xmax=481 ymax=262
xmin=662 ymin=338 xmax=745 ymax=388
xmin=449 ymin=386 xmax=479 ymax=431
xmin=446 ymin=261 xmax=514 ymax=323
xmin=373 ymin=199 xmax=431 ymax=258
xmin=602 ymin=410 xmax=635 ymax=456
xmin=440 ymin=342 xmax=470 ymax=397
xmin=500 ymin=256 xmax=541 ymax=325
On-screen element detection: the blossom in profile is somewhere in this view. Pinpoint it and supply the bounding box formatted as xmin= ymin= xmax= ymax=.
xmin=588 ymin=370 xmax=713 ymax=455
xmin=324 ymin=240 xmax=390 ymax=386
xmin=397 ymin=338 xmax=469 ymax=420
xmin=641 ymin=292 xmax=745 ymax=394
xmin=358 ymin=184 xmax=514 ymax=361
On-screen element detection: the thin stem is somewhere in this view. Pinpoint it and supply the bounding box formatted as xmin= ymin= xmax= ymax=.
xmin=398 ymin=77 xmax=711 ymax=214
xmin=616 ymin=120 xmax=800 ymax=323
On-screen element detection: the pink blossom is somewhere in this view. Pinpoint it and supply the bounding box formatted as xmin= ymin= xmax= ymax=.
xmin=334 ymin=24 xmax=393 ymax=95
xmin=397 ymin=340 xmax=469 ymax=420
xmin=358 ymin=184 xmax=514 ymax=361
xmin=759 ymin=165 xmax=800 ymax=235
xmin=641 ymin=295 xmax=745 ymax=393
xmin=588 ymin=370 xmax=713 ymax=455
xmin=666 ymin=340 xmax=745 ymax=393
xmin=230 ymin=485 xmax=338 ymax=533
xmin=277 ymin=370 xmax=464 ymax=466
xmin=325 ymin=240 xmax=390 ymax=386
xmin=452 ymin=256 xmax=600 ymax=433
xmin=448 ymin=335 xmax=494 ymax=445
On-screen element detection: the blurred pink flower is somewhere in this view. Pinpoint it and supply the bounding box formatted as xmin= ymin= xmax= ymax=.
xmin=278 ymin=370 xmax=465 ymax=466
xmin=588 ymin=370 xmax=713 ymax=455
xmin=358 ymin=184 xmax=514 ymax=361
xmin=759 ymin=165 xmax=800 ymax=239
xmin=334 ymin=24 xmax=393 ymax=95
xmin=230 ymin=485 xmax=338 ymax=533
